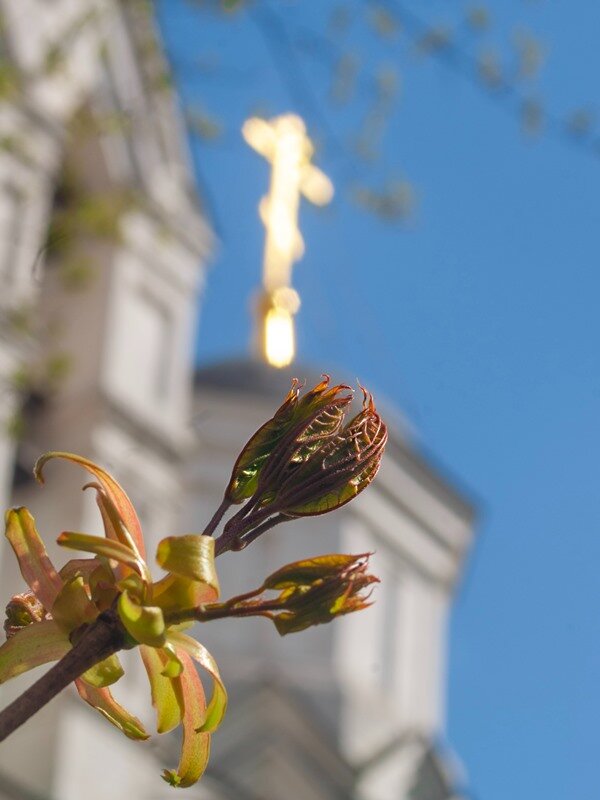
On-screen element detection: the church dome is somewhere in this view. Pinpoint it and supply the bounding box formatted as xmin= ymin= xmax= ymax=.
xmin=194 ymin=356 xmax=410 ymax=441
xmin=194 ymin=356 xmax=348 ymax=400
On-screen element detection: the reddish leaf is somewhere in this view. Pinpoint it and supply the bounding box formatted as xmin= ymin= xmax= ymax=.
xmin=35 ymin=452 xmax=146 ymax=559
xmin=5 ymin=508 xmax=63 ymax=609
xmin=167 ymin=631 xmax=227 ymax=733
xmin=75 ymin=679 xmax=149 ymax=740
xmin=263 ymin=553 xmax=365 ymax=589
xmin=161 ymin=650 xmax=210 ymax=787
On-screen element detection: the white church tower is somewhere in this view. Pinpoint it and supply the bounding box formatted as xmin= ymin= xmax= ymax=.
xmin=0 ymin=3 xmax=476 ymax=800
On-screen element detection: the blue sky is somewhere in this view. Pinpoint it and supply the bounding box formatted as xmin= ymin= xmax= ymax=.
xmin=157 ymin=2 xmax=600 ymax=798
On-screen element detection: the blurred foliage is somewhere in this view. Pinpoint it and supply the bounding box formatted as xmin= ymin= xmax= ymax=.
xmin=3 ymin=348 xmax=73 ymax=440
xmin=466 ymin=6 xmax=491 ymax=32
xmin=186 ymin=106 xmax=223 ymax=140
xmin=368 ymin=5 xmax=401 ymax=39
xmin=566 ymin=108 xmax=594 ymax=138
xmin=46 ymin=159 xmax=138 ymax=258
xmin=41 ymin=9 xmax=98 ymax=78
xmin=0 ymin=135 xmax=34 ymax=167
xmin=353 ymin=179 xmax=415 ymax=222
xmin=166 ymin=0 xmax=600 ymax=224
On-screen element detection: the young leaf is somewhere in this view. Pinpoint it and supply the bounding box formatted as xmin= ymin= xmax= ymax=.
xmin=117 ymin=590 xmax=166 ymax=647
xmin=167 ymin=631 xmax=227 ymax=734
xmin=57 ymin=532 xmax=149 ymax=583
xmin=5 ymin=508 xmax=63 ymax=609
xmin=263 ymin=553 xmax=365 ymax=589
xmin=276 ymin=393 xmax=387 ymax=517
xmin=155 ymin=535 xmax=219 ymax=595
xmin=59 ymin=558 xmax=103 ymax=582
xmin=161 ymin=650 xmax=210 ymax=787
xmin=75 ymin=679 xmax=149 ymax=740
xmin=0 ymin=620 xmax=70 ymax=684
xmin=159 ymin=643 xmax=184 ymax=677
xmin=34 ymin=452 xmax=146 ymax=559
xmin=85 ymin=483 xmax=144 ymax=564
xmin=225 ymin=380 xmax=300 ymax=502
xmin=140 ymin=645 xmax=184 ymax=734
xmin=81 ymin=654 xmax=124 ymax=689
xmin=152 ymin=573 xmax=214 ymax=618
xmin=4 ymin=591 xmax=46 ymax=637
xmin=226 ymin=377 xmax=352 ymax=502
xmin=51 ymin=576 xmax=97 ymax=634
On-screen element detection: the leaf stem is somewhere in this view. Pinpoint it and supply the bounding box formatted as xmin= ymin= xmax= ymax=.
xmin=225 ymin=514 xmax=290 ymax=553
xmin=202 ymin=497 xmax=232 ymax=538
xmin=214 ymin=506 xmax=277 ymax=555
xmin=0 ymin=608 xmax=128 ymax=743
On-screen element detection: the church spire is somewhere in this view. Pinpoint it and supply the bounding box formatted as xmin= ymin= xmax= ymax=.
xmin=242 ymin=113 xmax=334 ymax=368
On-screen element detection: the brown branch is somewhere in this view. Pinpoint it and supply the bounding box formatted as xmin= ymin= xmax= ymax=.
xmin=0 ymin=608 xmax=128 ymax=744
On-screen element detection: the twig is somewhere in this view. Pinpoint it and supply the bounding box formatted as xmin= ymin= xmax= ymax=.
xmin=0 ymin=608 xmax=128 ymax=743
xmin=203 ymin=497 xmax=232 ymax=537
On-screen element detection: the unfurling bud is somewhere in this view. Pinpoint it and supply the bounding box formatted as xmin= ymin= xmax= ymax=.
xmin=4 ymin=591 xmax=47 ymax=638
xmin=197 ymin=553 xmax=378 ymax=635
xmin=272 ymin=388 xmax=387 ymax=517
xmin=217 ymin=379 xmax=387 ymax=554
xmin=225 ymin=376 xmax=353 ymax=504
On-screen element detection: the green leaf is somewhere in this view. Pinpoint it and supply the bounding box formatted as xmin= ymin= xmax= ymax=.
xmin=160 ymin=643 xmax=184 ymax=677
xmin=59 ymin=558 xmax=103 ymax=582
xmin=88 ymin=563 xmax=119 ymax=612
xmin=0 ymin=620 xmax=70 ymax=684
xmin=167 ymin=631 xmax=227 ymax=734
xmin=116 ymin=572 xmax=146 ymax=600
xmin=57 ymin=532 xmax=149 ymax=583
xmin=152 ymin=574 xmax=215 ymax=617
xmin=75 ymin=679 xmax=149 ymax=740
xmin=5 ymin=508 xmax=63 ymax=609
xmin=155 ymin=535 xmax=219 ymax=595
xmin=284 ymin=482 xmax=360 ymax=516
xmin=140 ymin=645 xmax=183 ymax=733
xmin=287 ymin=454 xmax=382 ymax=516
xmin=51 ymin=576 xmax=97 ymax=634
xmin=225 ymin=383 xmax=299 ymax=503
xmin=161 ymin=649 xmax=210 ymax=788
xmin=34 ymin=452 xmax=146 ymax=559
xmin=263 ymin=554 xmax=362 ymax=589
xmin=271 ymin=612 xmax=308 ymax=636
xmin=117 ymin=590 xmax=166 ymax=647
xmin=81 ymin=653 xmax=124 ymax=688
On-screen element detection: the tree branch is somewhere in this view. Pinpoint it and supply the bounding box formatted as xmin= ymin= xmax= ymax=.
xmin=0 ymin=608 xmax=128 ymax=744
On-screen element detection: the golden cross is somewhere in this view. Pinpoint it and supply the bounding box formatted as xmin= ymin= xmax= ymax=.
xmin=243 ymin=113 xmax=334 ymax=368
